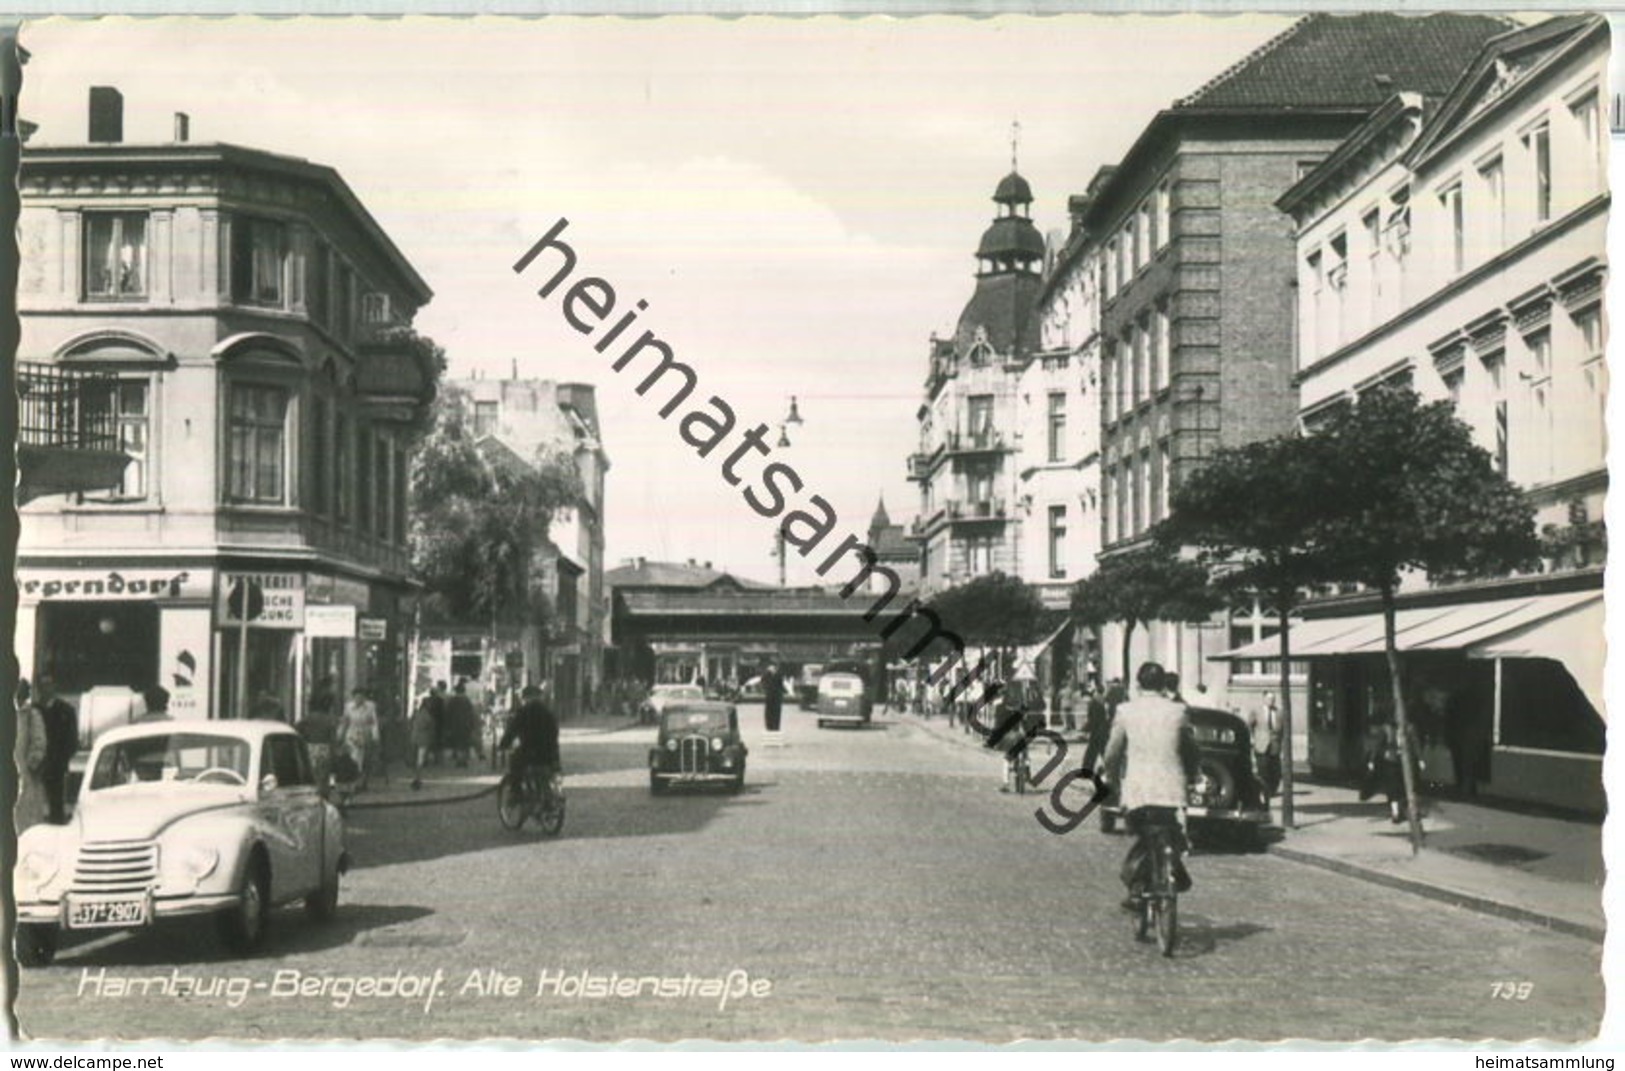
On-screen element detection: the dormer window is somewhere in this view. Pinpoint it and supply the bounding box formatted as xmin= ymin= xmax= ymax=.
xmin=83 ymin=213 xmax=147 ymax=299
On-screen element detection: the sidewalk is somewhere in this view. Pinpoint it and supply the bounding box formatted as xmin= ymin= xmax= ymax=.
xmin=345 ymin=710 xmax=644 ymax=810
xmin=890 ymin=706 xmax=1605 ymax=943
xmin=1270 ymin=779 xmax=1604 ymax=943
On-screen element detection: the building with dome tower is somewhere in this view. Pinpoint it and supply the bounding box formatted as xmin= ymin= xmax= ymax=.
xmin=907 ymin=167 xmax=1044 ymax=596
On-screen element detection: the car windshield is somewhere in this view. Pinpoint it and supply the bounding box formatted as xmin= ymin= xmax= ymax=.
xmin=662 ymin=709 xmax=728 ymax=733
xmin=820 ymin=676 xmax=862 ymax=696
xmin=88 ymin=732 xmax=253 ymax=791
xmin=655 ymin=685 xmax=704 ymax=700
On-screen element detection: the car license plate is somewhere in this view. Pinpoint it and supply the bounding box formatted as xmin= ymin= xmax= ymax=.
xmin=67 ymin=896 xmax=150 ymax=929
xmin=834 ymin=699 xmax=848 ymax=707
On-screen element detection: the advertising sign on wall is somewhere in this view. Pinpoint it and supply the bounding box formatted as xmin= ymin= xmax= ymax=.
xmin=219 ymin=572 xmax=305 ymax=628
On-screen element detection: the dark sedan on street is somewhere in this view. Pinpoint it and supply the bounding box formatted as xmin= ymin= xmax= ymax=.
xmin=649 ymin=702 xmax=747 ymax=794
xmin=1099 ymin=705 xmax=1272 ymax=847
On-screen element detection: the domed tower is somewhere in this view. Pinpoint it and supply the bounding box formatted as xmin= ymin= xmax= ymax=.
xmin=954 ymin=169 xmax=1044 ymax=358
xmin=977 ymin=172 xmax=1045 ymax=276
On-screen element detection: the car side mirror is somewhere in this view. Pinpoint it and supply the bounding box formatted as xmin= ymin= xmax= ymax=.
xmin=260 ymin=773 xmax=279 ymax=794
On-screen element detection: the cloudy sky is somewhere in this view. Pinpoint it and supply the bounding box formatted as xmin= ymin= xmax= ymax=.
xmin=19 ymin=15 xmax=1295 ymax=582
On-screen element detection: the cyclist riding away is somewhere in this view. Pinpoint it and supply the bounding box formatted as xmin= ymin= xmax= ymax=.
xmin=1103 ymin=661 xmax=1199 ymax=912
xmin=500 ymin=683 xmax=561 ymax=802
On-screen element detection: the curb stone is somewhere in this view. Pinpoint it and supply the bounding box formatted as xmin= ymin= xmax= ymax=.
xmin=1267 ymin=842 xmax=1604 ymax=944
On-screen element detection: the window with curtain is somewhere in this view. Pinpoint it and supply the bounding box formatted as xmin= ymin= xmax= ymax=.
xmin=226 ymin=383 xmax=289 ymax=503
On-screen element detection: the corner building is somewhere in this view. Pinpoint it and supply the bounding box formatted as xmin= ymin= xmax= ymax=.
xmin=15 ymin=89 xmax=437 ymax=725
xmin=908 ymin=172 xmax=1043 ymax=594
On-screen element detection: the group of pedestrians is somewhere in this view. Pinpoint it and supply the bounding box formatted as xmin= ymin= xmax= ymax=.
xmin=410 ymin=679 xmax=488 ymax=789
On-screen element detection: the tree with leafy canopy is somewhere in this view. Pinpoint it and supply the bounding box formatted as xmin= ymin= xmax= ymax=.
xmin=1311 ymin=388 xmax=1539 ymax=853
xmin=880 ymin=572 xmax=1049 ymax=729
xmin=1159 ymin=431 xmax=1346 ymax=829
xmin=1070 ymin=542 xmax=1222 ymax=688
xmin=409 ymin=384 xmax=583 ymax=631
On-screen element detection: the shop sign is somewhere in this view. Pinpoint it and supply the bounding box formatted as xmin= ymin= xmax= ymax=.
xmin=18 ymin=568 xmax=211 ymax=604
xmin=305 ymin=604 xmax=357 ymax=639
xmin=358 ymin=617 xmax=388 ymax=642
xmin=219 ymin=572 xmax=305 ymax=629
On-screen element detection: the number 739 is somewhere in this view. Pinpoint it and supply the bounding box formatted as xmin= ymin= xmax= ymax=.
xmin=1491 ymin=982 xmax=1534 ymax=1000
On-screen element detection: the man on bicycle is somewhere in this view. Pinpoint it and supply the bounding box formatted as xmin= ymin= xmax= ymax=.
xmin=500 ymin=683 xmax=561 ymax=800
xmin=1103 ymin=661 xmax=1200 ymax=911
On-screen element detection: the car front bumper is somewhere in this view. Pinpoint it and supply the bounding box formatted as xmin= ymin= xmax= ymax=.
xmin=17 ymin=892 xmax=243 ymax=927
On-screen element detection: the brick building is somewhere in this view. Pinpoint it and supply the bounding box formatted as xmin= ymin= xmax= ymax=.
xmin=1078 ymin=12 xmax=1512 ymax=699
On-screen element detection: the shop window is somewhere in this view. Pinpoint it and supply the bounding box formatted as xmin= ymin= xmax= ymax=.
xmin=225 ymin=382 xmax=290 ymax=504
xmin=35 ymin=601 xmax=159 ymax=694
xmin=83 ymin=213 xmax=148 ymax=300
xmin=1498 ymin=658 xmax=1603 ymax=754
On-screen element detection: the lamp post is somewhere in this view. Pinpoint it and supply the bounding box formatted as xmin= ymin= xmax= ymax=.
xmin=774 ymin=397 xmax=804 ymax=588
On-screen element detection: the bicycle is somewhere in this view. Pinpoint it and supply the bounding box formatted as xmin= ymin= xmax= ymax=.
xmin=1129 ymin=815 xmax=1181 ymax=957
xmin=497 ymin=762 xmax=566 ymax=835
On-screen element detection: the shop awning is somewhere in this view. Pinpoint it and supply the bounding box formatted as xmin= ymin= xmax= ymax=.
xmin=1465 ymin=592 xmax=1604 ymax=720
xmin=1212 ymin=590 xmax=1600 ymax=661
xmin=1212 ymin=589 xmax=1604 ymax=714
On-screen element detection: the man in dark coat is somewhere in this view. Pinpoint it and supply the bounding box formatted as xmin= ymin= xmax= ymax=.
xmin=35 ymin=675 xmax=78 ymax=824
xmin=762 ymin=662 xmax=785 ymax=733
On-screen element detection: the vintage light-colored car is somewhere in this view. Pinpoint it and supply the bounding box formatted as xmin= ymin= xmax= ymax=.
xmin=815 ymin=671 xmax=870 ymax=728
xmin=639 ymin=683 xmax=706 ymax=724
xmin=14 ymin=720 xmax=349 ymax=967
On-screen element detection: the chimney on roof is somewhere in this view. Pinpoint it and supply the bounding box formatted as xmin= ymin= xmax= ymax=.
xmin=636 ymin=556 xmax=646 ymax=569
xmin=88 ymin=86 xmax=123 ymax=144
xmin=510 ymin=359 xmax=518 ymax=381
xmin=173 ymin=112 xmax=189 ymax=142
xmin=687 ymin=558 xmax=697 ymax=567
xmin=704 ymin=562 xmax=712 ymax=569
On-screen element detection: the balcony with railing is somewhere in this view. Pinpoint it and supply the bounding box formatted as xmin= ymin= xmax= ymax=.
xmin=945 ymin=427 xmax=1012 ymax=456
xmin=947 ymin=497 xmax=1009 ymax=524
xmin=16 ymin=362 xmax=131 ymax=504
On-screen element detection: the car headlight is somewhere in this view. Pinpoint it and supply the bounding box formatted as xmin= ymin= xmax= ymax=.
xmin=666 ymin=739 xmax=678 ymax=752
xmin=176 ymin=846 xmax=219 ymax=882
xmin=711 ymin=737 xmax=723 ymax=752
xmin=18 ymin=849 xmax=58 ymax=891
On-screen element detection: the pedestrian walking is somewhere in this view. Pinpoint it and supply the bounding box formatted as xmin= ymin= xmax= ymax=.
xmin=1445 ymin=687 xmax=1486 ymax=798
xmin=339 ymin=687 xmax=381 ymax=791
xmin=1078 ymin=681 xmax=1112 ymax=775
xmin=411 ymin=683 xmax=444 ymax=790
xmin=35 ymin=675 xmax=78 ymax=825
xmin=446 ymin=679 xmax=478 ymax=768
xmin=762 ymin=662 xmax=785 ymax=746
xmin=15 ymin=680 xmax=48 ymax=833
xmin=1248 ymin=692 xmax=1282 ymax=800
xmin=1362 ymin=715 xmax=1422 ymax=824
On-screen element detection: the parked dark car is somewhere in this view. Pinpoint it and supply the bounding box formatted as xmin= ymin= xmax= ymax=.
xmin=1099 ymin=705 xmax=1272 ymax=847
xmin=649 ymin=702 xmax=747 ymax=794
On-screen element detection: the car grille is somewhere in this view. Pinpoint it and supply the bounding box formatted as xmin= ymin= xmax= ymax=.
xmin=679 ymin=736 xmax=709 ymax=774
xmin=70 ymin=841 xmax=159 ymax=896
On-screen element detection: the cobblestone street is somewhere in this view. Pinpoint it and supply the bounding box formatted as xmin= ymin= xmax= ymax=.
xmin=14 ymin=708 xmax=1602 ymax=1044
